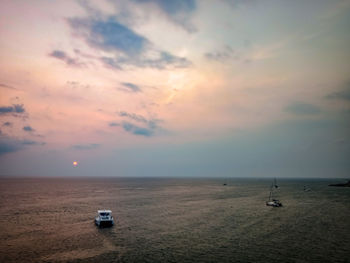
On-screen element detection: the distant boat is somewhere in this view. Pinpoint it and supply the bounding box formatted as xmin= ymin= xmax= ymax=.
xmin=266 ymin=179 xmax=282 ymax=207
xmin=95 ymin=210 xmax=114 ymax=227
xmin=304 ymin=185 xmax=311 ymax=192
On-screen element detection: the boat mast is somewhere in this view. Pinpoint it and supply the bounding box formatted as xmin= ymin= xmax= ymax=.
xmin=268 ymin=183 xmax=273 ymax=201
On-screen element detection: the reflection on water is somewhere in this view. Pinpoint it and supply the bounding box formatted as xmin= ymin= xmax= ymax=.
xmin=0 ymin=177 xmax=349 ymax=262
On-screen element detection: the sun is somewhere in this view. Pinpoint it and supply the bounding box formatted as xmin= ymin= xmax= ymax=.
xmin=73 ymin=161 xmax=78 ymax=167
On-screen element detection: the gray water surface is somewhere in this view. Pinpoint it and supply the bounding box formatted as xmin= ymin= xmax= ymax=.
xmin=0 ymin=177 xmax=349 ymax=262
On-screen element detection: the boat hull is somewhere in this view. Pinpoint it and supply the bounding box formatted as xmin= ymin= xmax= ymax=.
xmin=266 ymin=201 xmax=282 ymax=207
xmin=95 ymin=218 xmax=114 ymax=227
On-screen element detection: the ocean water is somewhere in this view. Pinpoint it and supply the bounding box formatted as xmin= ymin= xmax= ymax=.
xmin=0 ymin=177 xmax=349 ymax=263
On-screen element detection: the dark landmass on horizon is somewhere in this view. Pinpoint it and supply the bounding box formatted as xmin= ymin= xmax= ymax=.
xmin=329 ymin=180 xmax=350 ymax=187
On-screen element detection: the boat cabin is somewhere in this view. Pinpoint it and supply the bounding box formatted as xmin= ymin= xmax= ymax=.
xmin=95 ymin=210 xmax=114 ymax=227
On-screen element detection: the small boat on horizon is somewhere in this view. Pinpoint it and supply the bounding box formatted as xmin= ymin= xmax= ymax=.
xmin=266 ymin=178 xmax=282 ymax=207
xmin=304 ymin=185 xmax=311 ymax=192
xmin=95 ymin=210 xmax=114 ymax=227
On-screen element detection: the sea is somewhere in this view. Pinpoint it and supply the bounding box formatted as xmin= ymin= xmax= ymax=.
xmin=0 ymin=177 xmax=349 ymax=263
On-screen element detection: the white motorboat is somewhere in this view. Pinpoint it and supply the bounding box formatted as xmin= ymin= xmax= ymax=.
xmin=95 ymin=210 xmax=114 ymax=227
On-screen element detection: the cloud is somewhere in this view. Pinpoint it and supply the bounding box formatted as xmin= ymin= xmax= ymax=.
xmin=122 ymin=121 xmax=154 ymax=137
xmin=118 ymin=111 xmax=160 ymax=129
xmin=223 ymin=0 xmax=257 ymax=8
xmin=49 ymin=50 xmax=84 ymax=67
xmin=118 ymin=111 xmax=162 ymax=136
xmin=100 ymin=57 xmax=123 ymax=70
xmin=23 ymin=126 xmax=34 ymax=132
xmin=205 ymin=52 xmax=230 ymax=61
xmin=204 ymin=46 xmax=235 ymax=62
xmin=71 ymin=143 xmax=100 ymax=150
xmin=102 ymin=51 xmax=191 ymax=69
xmin=119 ymin=82 xmax=142 ymax=93
xmin=154 ymin=51 xmax=191 ymax=68
xmin=69 ymin=18 xmax=148 ymax=56
xmin=21 ymin=140 xmax=46 ymax=146
xmin=0 ymin=138 xmax=21 ymax=155
xmin=14 ymin=104 xmax=25 ymax=113
xmin=135 ymin=0 xmax=196 ymax=15
xmin=0 ymin=83 xmax=17 ymax=90
xmin=0 ymin=104 xmax=25 ymax=115
xmin=326 ymin=82 xmax=350 ymax=101
xmin=2 ymin=122 xmax=12 ymax=127
xmin=109 ymin=122 xmax=120 ymax=127
xmin=0 ymin=135 xmax=45 ymax=156
xmin=68 ymin=17 xmax=191 ymax=69
xmin=284 ymin=102 xmax=321 ymax=115
xmin=118 ymin=111 xmax=148 ymax=123
xmin=131 ymin=0 xmax=197 ymax=33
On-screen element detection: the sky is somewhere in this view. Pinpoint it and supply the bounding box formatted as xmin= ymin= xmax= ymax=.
xmin=0 ymin=0 xmax=349 ymax=178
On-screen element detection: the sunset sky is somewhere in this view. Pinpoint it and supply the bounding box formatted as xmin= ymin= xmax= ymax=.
xmin=1 ymin=0 xmax=349 ymax=177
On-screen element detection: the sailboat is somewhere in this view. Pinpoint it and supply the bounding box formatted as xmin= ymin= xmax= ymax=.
xmin=266 ymin=178 xmax=282 ymax=207
xmin=303 ymin=185 xmax=311 ymax=192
